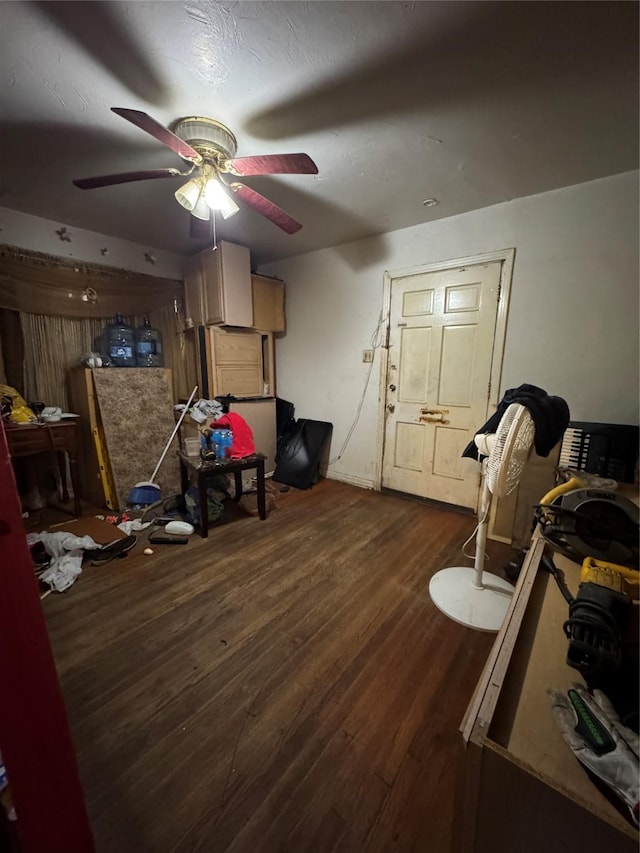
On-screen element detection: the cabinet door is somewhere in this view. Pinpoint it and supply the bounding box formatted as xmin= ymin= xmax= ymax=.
xmin=219 ymin=241 xmax=252 ymax=326
xmin=201 ymin=241 xmax=252 ymax=327
xmin=211 ymin=326 xmax=263 ymax=397
xmin=251 ymin=274 xmax=286 ymax=332
xmin=183 ymin=253 xmax=205 ymax=328
xmin=200 ymin=247 xmax=224 ymax=325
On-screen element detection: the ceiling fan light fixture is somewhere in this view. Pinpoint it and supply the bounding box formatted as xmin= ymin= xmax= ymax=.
xmin=191 ymin=191 xmax=211 ymax=221
xmin=204 ymin=177 xmax=239 ymax=219
xmin=174 ymin=179 xmax=201 ymax=211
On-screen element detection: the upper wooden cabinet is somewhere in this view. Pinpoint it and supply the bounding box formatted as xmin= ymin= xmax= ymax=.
xmin=251 ymin=274 xmax=286 ymax=333
xmin=183 ymin=240 xmax=252 ymax=328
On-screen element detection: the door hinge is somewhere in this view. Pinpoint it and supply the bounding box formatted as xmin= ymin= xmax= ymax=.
xmin=497 ymin=282 xmax=502 ymax=301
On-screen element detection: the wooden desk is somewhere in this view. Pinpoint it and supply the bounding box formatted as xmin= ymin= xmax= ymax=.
xmin=5 ymin=421 xmax=81 ymax=517
xmin=178 ymin=451 xmax=266 ymax=538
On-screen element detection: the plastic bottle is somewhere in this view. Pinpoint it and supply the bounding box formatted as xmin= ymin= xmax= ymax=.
xmin=135 ymin=316 xmax=164 ymax=367
xmin=104 ymin=314 xmax=135 ymax=367
xmin=212 ymin=428 xmax=233 ymax=459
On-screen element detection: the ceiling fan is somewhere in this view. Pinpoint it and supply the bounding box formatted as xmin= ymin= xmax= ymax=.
xmin=72 ymin=108 xmax=318 ymax=235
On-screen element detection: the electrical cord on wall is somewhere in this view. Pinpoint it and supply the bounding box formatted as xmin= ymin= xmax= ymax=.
xmin=328 ymin=308 xmax=385 ymax=466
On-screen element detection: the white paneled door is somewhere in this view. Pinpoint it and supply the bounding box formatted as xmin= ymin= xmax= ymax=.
xmin=381 ymin=262 xmax=502 ymax=509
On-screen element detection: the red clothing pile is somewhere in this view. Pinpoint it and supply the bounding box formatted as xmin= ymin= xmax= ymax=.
xmin=211 ymin=412 xmax=256 ymax=459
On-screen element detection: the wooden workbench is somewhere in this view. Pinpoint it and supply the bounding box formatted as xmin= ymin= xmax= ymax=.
xmin=458 ymin=530 xmax=638 ymax=853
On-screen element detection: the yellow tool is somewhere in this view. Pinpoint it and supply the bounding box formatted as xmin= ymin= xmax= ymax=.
xmin=538 ymin=468 xmax=619 ymax=519
xmin=92 ymin=423 xmax=118 ymax=510
xmin=581 ymin=557 xmax=640 ymax=600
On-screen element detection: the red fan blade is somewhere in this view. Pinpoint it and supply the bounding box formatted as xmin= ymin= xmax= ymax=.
xmin=230 ymin=183 xmax=302 ymax=234
xmin=73 ymin=168 xmax=183 ymax=189
xmin=190 ymin=214 xmax=212 ymax=240
xmin=112 ymin=108 xmax=202 ymax=164
xmin=225 ymin=153 xmax=317 ymax=177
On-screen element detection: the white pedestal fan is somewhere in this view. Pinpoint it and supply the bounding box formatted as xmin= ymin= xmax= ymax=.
xmin=429 ymin=403 xmax=536 ymax=632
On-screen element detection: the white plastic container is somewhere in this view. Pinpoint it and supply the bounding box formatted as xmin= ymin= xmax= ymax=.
xmin=183 ymin=436 xmax=201 ymax=457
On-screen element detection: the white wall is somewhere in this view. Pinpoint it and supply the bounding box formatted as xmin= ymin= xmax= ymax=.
xmin=262 ymin=171 xmax=639 ymax=489
xmin=0 ymin=207 xmax=183 ymax=279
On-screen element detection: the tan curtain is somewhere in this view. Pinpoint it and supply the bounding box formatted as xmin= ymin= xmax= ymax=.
xmin=146 ymin=303 xmax=196 ymax=401
xmin=20 ymin=314 xmax=104 ymax=409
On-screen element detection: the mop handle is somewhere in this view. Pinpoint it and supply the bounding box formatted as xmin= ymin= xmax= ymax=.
xmin=150 ymin=385 xmax=198 ymax=483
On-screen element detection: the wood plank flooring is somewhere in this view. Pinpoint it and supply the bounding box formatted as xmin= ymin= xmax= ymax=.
xmin=43 ymin=480 xmax=512 ymax=853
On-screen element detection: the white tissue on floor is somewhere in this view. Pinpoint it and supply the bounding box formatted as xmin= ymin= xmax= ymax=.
xmin=117 ymin=519 xmax=151 ymax=536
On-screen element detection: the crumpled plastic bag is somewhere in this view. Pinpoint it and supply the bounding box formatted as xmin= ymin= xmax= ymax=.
xmin=175 ymin=398 xmax=224 ymax=424
xmin=39 ymin=553 xmax=84 ymax=592
xmin=34 ymin=531 xmax=100 ymax=593
xmin=0 ymin=384 xmax=34 ymax=423
xmin=37 ymin=531 xmax=99 ymax=557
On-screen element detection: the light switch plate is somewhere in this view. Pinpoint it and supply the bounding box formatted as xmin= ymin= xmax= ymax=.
xmin=362 ymin=349 xmax=374 ymax=363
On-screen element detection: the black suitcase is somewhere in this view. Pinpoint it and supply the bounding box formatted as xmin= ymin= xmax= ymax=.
xmin=274 ymin=418 xmax=333 ymax=489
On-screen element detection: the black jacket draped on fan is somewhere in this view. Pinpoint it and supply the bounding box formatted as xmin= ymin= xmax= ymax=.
xmin=462 ymin=384 xmax=570 ymax=461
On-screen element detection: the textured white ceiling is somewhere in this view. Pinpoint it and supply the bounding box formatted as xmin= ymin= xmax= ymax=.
xmin=0 ymin=1 xmax=638 ymax=265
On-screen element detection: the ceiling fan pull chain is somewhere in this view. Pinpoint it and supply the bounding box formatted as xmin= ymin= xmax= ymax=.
xmin=212 ymin=210 xmax=217 ymax=252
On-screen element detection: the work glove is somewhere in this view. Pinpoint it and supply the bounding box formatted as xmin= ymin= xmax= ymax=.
xmin=548 ymin=683 xmax=639 ymax=826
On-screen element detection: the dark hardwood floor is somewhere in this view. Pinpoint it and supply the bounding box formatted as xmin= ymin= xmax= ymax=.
xmin=43 ymin=480 xmax=512 ymax=853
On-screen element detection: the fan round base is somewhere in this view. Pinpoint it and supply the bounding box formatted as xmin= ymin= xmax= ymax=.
xmin=429 ymin=566 xmax=514 ymax=633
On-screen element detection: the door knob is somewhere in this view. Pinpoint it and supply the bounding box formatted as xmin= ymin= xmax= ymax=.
xmin=388 ymin=403 xmax=395 ymax=413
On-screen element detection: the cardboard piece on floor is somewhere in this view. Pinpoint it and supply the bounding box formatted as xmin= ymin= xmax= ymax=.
xmin=48 ymin=516 xmax=127 ymax=545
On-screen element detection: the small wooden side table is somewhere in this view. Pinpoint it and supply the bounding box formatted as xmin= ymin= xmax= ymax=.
xmin=178 ymin=451 xmax=266 ymax=538
xmin=6 ymin=420 xmax=81 ymax=517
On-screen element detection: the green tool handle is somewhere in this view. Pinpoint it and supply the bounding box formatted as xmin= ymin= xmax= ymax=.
xmin=568 ymin=688 xmax=615 ymax=755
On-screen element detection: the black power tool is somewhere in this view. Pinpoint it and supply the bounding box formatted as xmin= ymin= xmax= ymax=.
xmin=542 ymin=552 xmax=639 ymax=732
